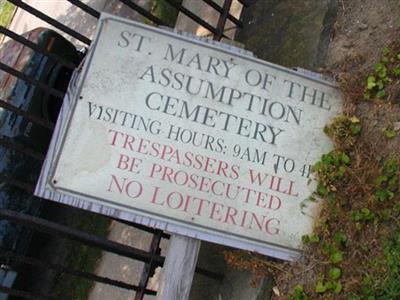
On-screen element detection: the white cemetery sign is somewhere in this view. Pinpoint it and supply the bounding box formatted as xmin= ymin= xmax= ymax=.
xmin=35 ymin=14 xmax=342 ymax=261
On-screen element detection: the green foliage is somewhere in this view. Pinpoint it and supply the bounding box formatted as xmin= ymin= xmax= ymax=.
xmin=382 ymin=127 xmax=397 ymax=139
xmin=324 ymin=115 xmax=361 ymax=147
xmin=302 ymin=234 xmax=320 ymax=244
xmin=348 ymin=293 xmax=360 ymax=300
xmin=374 ymin=158 xmax=399 ymax=202
xmin=352 ymin=208 xmax=375 ymax=222
xmin=364 ymin=46 xmax=400 ymax=100
xmin=290 ymin=284 xmax=309 ymax=300
xmin=324 ymin=242 xmax=344 ymax=264
xmin=312 ymin=150 xmax=351 ymax=200
xmin=334 ymin=232 xmax=349 ymax=247
xmin=315 ymin=280 xmax=327 ymax=293
xmin=315 ymin=277 xmax=342 ymax=294
xmin=359 ymin=231 xmax=400 ymax=299
xmin=329 ymin=267 xmax=342 ymax=280
xmin=283 ymin=41 xmax=400 ymax=298
xmin=330 ymin=250 xmax=343 ymax=264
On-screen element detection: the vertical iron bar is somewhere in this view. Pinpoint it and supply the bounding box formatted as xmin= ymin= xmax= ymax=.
xmin=214 ymin=0 xmax=232 ymax=40
xmin=110 ymin=217 xmax=170 ymax=239
xmin=117 ymin=0 xmax=167 ymax=26
xmin=134 ymin=230 xmax=163 ymax=300
xmin=164 ymin=0 xmax=228 ymax=38
xmin=202 ymin=0 xmax=243 ymax=28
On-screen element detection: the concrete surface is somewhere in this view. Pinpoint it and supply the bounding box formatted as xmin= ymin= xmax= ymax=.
xmin=88 ymin=221 xmax=168 ymax=300
xmin=235 ymin=0 xmax=338 ymax=70
xmin=8 ymin=0 xmax=150 ymax=47
xmin=189 ymin=242 xmax=273 ymax=300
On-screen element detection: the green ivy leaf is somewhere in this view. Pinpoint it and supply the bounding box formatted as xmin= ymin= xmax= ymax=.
xmin=376 ymin=89 xmax=386 ymax=98
xmin=393 ymin=66 xmax=400 ymax=76
xmin=382 ymin=128 xmax=397 ymax=139
xmin=334 ymin=232 xmax=348 ymax=246
xmin=329 ymin=267 xmax=342 ymax=280
xmin=315 ymin=281 xmax=327 ymax=293
xmin=334 ymin=281 xmax=343 ymax=294
xmin=341 ymin=153 xmax=351 ymax=165
xmin=309 ymin=234 xmax=320 ymax=243
xmin=366 ymin=76 xmax=376 ymax=90
xmin=383 ymin=47 xmax=390 ymax=56
xmin=317 ymin=183 xmax=328 ymax=197
xmin=330 ymin=251 xmax=343 ymax=264
xmin=348 ymin=294 xmax=359 ymax=300
xmin=375 ymin=175 xmax=388 ymax=187
xmin=351 ymin=123 xmax=362 ymax=135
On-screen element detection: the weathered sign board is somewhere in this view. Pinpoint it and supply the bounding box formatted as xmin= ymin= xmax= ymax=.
xmin=35 ymin=14 xmax=342 ymax=260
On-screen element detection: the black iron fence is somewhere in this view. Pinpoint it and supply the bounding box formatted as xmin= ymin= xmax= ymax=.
xmin=0 ymin=0 xmax=252 ymax=298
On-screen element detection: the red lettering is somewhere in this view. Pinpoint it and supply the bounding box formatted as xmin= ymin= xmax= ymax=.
xmin=166 ymin=192 xmax=184 ymax=210
xmin=209 ymin=202 xmax=222 ymax=221
xmin=137 ymin=137 xmax=150 ymax=154
xmin=223 ymin=206 xmax=238 ymax=225
xmin=107 ymin=174 xmax=143 ymax=199
xmin=116 ymin=154 xmax=142 ymax=173
xmin=150 ymin=186 xmax=164 ymax=205
xmin=122 ymin=134 xmax=135 ymax=150
xmin=149 ymin=163 xmax=162 ymax=178
xmin=108 ymin=129 xmax=123 ymax=146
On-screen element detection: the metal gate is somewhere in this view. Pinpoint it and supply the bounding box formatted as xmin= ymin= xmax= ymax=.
xmin=0 ymin=0 xmax=252 ymax=298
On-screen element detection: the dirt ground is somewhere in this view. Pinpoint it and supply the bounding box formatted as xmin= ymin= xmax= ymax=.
xmin=325 ymin=0 xmax=400 ymax=157
xmin=326 ymin=0 xmax=400 ymax=71
xmin=276 ymin=0 xmax=400 ymax=298
xmin=232 ymin=1 xmax=400 ymax=299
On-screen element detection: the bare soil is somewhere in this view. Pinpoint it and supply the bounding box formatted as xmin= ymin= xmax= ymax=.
xmin=227 ymin=1 xmax=400 ymax=299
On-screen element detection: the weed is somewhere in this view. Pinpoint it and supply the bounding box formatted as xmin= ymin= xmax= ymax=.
xmin=364 ymin=46 xmax=400 ymax=100
xmin=352 ymin=207 xmax=375 ymax=222
xmin=382 ymin=126 xmax=397 ymax=139
xmin=374 ymin=158 xmax=399 ymax=202
xmin=302 ymin=234 xmax=320 ymax=244
xmin=312 ymin=150 xmax=351 ymax=200
xmin=324 ymin=115 xmax=361 ymax=148
xmin=290 ymin=285 xmax=309 ymax=300
xmin=333 ymin=232 xmax=349 ymax=247
xmin=315 ymin=279 xmax=342 ymax=294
